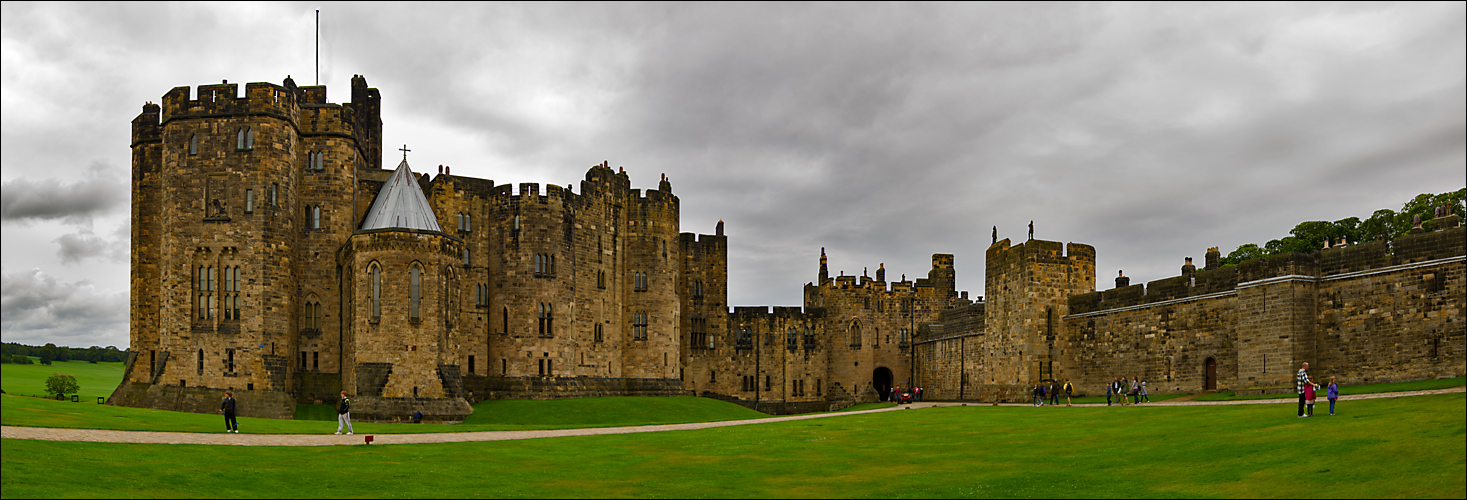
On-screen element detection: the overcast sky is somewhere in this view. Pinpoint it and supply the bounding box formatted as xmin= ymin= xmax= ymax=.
xmin=3 ymin=2 xmax=1464 ymax=349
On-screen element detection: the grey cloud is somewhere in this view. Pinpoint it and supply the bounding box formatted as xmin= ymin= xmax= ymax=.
xmin=1 ymin=163 xmax=127 ymax=223
xmin=0 ymin=268 xmax=128 ymax=348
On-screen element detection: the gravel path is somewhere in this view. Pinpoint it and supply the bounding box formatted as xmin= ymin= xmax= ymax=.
xmin=3 ymin=387 xmax=1460 ymax=447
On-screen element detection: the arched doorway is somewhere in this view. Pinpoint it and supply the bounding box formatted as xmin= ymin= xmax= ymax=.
xmin=873 ymin=367 xmax=894 ymax=401
xmin=1204 ymin=357 xmax=1217 ymax=391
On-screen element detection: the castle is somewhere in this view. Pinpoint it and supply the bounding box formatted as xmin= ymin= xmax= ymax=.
xmin=111 ymin=75 xmax=1466 ymax=420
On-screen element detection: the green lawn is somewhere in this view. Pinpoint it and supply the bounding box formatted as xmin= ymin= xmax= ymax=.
xmin=0 ymin=359 xmax=125 ymax=402
xmin=3 ymin=393 xmax=1461 ymax=498
xmin=1 ymin=394 xmax=769 ymax=434
xmin=1194 ymin=376 xmax=1466 ymax=401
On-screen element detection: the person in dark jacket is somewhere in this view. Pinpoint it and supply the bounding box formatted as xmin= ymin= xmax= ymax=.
xmin=219 ymin=391 xmax=238 ymax=433
xmin=335 ymin=391 xmax=354 ymax=435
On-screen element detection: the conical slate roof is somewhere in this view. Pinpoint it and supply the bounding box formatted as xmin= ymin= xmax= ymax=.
xmin=360 ymin=159 xmax=442 ymax=232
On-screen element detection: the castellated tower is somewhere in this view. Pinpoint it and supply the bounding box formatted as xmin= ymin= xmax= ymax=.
xmin=115 ymin=76 xmax=384 ymax=417
xmin=980 ymin=238 xmax=1095 ymax=391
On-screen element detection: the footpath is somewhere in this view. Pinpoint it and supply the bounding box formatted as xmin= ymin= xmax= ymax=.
xmin=2 ymin=386 xmax=1460 ymax=447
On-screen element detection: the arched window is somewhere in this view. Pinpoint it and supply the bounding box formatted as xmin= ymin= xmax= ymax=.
xmin=370 ymin=264 xmax=381 ymax=319
xmin=409 ymin=265 xmax=421 ymax=320
xmin=849 ymin=321 xmax=861 ymax=348
xmin=245 ymin=128 xmax=254 ymax=149
xmin=189 ymin=134 xmax=198 ymax=156
xmin=633 ymin=312 xmax=648 ymax=340
xmin=311 ymin=206 xmax=321 ymax=229
xmin=786 ymin=327 xmax=798 ymax=351
xmin=237 ymin=129 xmax=246 ymax=150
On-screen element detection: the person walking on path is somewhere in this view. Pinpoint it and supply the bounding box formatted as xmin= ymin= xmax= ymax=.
xmin=1048 ymin=381 xmax=1060 ymax=406
xmin=335 ymin=391 xmax=355 ymax=435
xmin=1119 ymin=377 xmax=1129 ymax=406
xmin=1130 ymin=377 xmax=1141 ymax=404
xmin=1106 ymin=378 xmax=1115 ymax=406
xmin=915 ymin=386 xmax=922 ymax=402
xmin=1063 ymin=379 xmax=1074 ymax=406
xmin=1296 ymin=362 xmax=1313 ymax=417
xmin=1326 ymin=377 xmax=1340 ymax=416
xmin=1140 ymin=380 xmax=1150 ymax=403
xmin=219 ymin=391 xmax=238 ymax=433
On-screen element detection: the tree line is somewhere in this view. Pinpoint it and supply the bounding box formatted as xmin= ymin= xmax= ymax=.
xmin=1220 ymin=188 xmax=1466 ymax=267
xmin=0 ymin=342 xmax=128 ymax=365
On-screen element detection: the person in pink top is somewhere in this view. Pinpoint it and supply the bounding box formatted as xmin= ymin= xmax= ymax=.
xmin=1303 ymin=380 xmax=1319 ymax=417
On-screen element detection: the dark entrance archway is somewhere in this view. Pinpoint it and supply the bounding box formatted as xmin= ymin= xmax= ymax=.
xmin=1204 ymin=357 xmax=1218 ymax=391
xmin=873 ymin=367 xmax=894 ymax=401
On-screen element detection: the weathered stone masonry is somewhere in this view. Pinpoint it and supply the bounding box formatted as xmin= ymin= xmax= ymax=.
xmin=114 ymin=75 xmax=1465 ymax=417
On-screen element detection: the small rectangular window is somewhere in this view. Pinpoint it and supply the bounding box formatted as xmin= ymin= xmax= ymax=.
xmin=270 ymin=184 xmax=278 ymax=206
xmin=245 ymin=189 xmax=254 ymax=213
xmin=313 ymin=351 xmax=319 ymax=370
xmin=468 ymin=355 xmax=475 ymax=374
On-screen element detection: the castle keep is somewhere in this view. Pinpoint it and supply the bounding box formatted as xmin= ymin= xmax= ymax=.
xmin=113 ymin=76 xmax=1466 ymax=419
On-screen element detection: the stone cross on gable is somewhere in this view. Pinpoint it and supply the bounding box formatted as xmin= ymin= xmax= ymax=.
xmin=400 ymin=144 xmax=411 ymax=161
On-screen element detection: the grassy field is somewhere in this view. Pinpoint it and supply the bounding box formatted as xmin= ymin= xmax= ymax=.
xmin=0 ymin=359 xmax=125 ymax=402
xmin=1 ymin=394 xmax=769 ymax=434
xmin=3 ymin=392 xmax=1462 ymax=498
xmin=1193 ymin=376 xmax=1466 ymax=401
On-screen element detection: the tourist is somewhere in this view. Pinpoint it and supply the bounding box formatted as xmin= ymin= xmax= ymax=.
xmin=1119 ymin=377 xmax=1129 ymax=406
xmin=1296 ymin=362 xmax=1313 ymax=417
xmin=1048 ymin=381 xmax=1060 ymax=406
xmin=1304 ymin=379 xmax=1318 ymax=417
xmin=336 ymin=390 xmax=355 ymax=435
xmin=1326 ymin=376 xmax=1340 ymax=416
xmin=1033 ymin=383 xmax=1044 ymax=407
xmin=914 ymin=386 xmax=922 ymax=402
xmin=219 ymin=391 xmax=238 ymax=434
xmin=1106 ymin=378 xmax=1115 ymax=406
xmin=1131 ymin=377 xmax=1141 ymax=404
xmin=1140 ymin=379 xmax=1150 ymax=403
xmin=1063 ymin=379 xmax=1074 ymax=406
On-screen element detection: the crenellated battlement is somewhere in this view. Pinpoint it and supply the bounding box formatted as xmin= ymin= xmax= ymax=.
xmin=160 ymin=81 xmax=300 ymax=125
xmin=1066 ymin=226 xmax=1466 ymax=316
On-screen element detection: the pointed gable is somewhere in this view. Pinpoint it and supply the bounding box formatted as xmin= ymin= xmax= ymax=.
xmin=360 ymin=159 xmax=442 ymax=232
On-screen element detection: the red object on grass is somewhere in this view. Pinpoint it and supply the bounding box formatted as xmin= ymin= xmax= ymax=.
xmin=365 ymin=435 xmax=374 ymax=445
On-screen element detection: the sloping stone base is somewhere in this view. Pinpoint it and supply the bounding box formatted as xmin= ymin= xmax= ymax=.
xmin=349 ymin=396 xmax=473 ymax=423
xmin=460 ymin=376 xmax=688 ymax=403
xmin=108 ymin=382 xmax=295 ymax=419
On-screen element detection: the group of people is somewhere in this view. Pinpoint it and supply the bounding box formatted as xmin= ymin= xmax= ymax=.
xmin=1104 ymin=377 xmax=1150 ymax=406
xmin=887 ymin=385 xmax=922 ymax=403
xmin=1031 ymin=380 xmax=1076 ymax=406
xmin=1296 ymin=362 xmax=1340 ymax=417
xmin=217 ymin=390 xmax=358 ymax=434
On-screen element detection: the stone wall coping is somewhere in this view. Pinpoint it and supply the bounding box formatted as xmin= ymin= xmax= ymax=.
xmin=1237 ymin=255 xmax=1463 ymax=289
xmin=912 ymin=332 xmax=984 ymax=347
xmin=1066 ymin=254 xmax=1464 ymax=320
xmin=1064 ymin=289 xmax=1238 ymax=319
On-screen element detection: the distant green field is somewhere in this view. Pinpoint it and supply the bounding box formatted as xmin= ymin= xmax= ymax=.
xmin=0 ymin=358 xmax=124 ymax=401
xmin=2 ymin=394 xmax=769 ymax=434
xmin=1194 ymin=376 xmax=1466 ymax=401
xmin=3 ymin=393 xmax=1461 ymax=498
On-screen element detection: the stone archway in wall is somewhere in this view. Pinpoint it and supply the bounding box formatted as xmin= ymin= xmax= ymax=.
xmin=1204 ymin=357 xmax=1218 ymax=391
xmin=873 ymin=367 xmax=894 ymax=402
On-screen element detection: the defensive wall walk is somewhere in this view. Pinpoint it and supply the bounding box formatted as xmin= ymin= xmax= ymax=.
xmin=3 ymin=387 xmax=1461 ymax=447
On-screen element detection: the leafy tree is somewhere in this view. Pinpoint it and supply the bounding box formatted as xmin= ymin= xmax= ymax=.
xmin=1221 ymin=188 xmax=1464 ymax=267
xmin=45 ymin=373 xmax=79 ymax=397
xmin=0 ymin=353 xmax=10 ymax=363
xmin=1222 ymin=243 xmax=1267 ymax=266
xmin=39 ymin=350 xmax=53 ymax=365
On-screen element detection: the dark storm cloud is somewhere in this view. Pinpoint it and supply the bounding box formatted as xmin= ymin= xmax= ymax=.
xmin=0 ymin=163 xmax=127 ymax=223
xmin=2 ymin=2 xmax=1464 ymax=344
xmin=0 ymin=268 xmax=128 ymax=348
